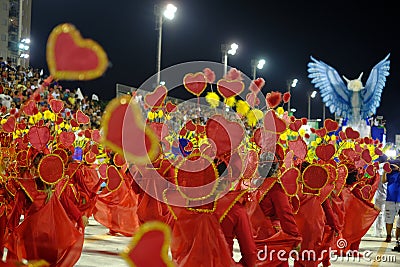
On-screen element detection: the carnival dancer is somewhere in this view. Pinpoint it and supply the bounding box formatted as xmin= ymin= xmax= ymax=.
xmin=5 ymin=150 xmax=87 ymax=266
xmin=133 ymin=154 xmax=175 ymax=227
xmin=93 ymin=152 xmax=140 ymax=236
xmin=247 ymin=152 xmax=302 ymax=267
xmin=163 ymin=153 xmax=240 ymax=267
xmin=339 ymin=165 xmax=380 ymax=255
xmin=213 ymin=160 xmax=257 ymax=267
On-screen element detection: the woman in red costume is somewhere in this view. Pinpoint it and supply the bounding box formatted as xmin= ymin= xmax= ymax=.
xmin=338 ymin=166 xmax=380 ymax=255
xmin=93 ymin=152 xmax=140 ymax=236
xmin=164 ymin=154 xmax=240 ymax=267
xmin=247 ymin=152 xmax=302 ymax=267
xmin=5 ymin=151 xmax=87 ymax=266
xmin=213 ymin=160 xmax=257 ymax=267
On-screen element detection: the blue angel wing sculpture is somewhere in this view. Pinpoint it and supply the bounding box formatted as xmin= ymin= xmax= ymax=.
xmin=360 ymin=54 xmax=390 ymax=119
xmin=307 ymin=56 xmax=351 ymax=118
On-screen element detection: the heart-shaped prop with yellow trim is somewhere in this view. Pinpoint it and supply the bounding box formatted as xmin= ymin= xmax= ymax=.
xmin=101 ymin=96 xmax=160 ymax=165
xmin=46 ymin=23 xmax=108 ymax=81
xmin=121 ymin=221 xmax=174 ymax=267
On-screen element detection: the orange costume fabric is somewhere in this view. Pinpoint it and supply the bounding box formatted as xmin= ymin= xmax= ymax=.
xmin=93 ymin=169 xmax=139 ymax=236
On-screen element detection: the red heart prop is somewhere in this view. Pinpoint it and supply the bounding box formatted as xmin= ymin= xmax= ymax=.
xmin=165 ymin=101 xmax=177 ymax=113
xmin=263 ymin=110 xmax=287 ymax=133
xmin=184 ymin=120 xmax=196 ymax=132
xmin=22 ymin=100 xmax=38 ymax=116
xmin=341 ymin=148 xmax=358 ymax=161
xmin=76 ymin=110 xmax=90 ymax=124
xmin=374 ymin=148 xmax=383 ymax=156
xmin=59 ymin=131 xmax=75 ymax=148
xmin=383 ymin=162 xmax=392 ymax=173
xmin=205 ymin=115 xmax=244 ymax=156
xmin=302 ymin=164 xmax=328 ymax=190
xmin=70 ymin=119 xmax=79 ymax=127
xmin=360 ymin=185 xmax=372 ymax=201
xmin=2 ymin=116 xmax=16 ymax=133
xmin=345 ymin=127 xmax=360 ymax=139
xmin=55 ymin=116 xmax=64 ymax=125
xmin=91 ymin=144 xmax=99 ymax=155
xmin=53 ymin=148 xmax=69 ymax=165
xmin=288 ymin=137 xmax=307 ymax=160
xmin=101 ymin=96 xmax=161 ymax=165
xmin=84 ymin=129 xmax=92 ymax=138
xmin=28 ymin=126 xmax=50 ymax=151
xmin=315 ymin=144 xmax=336 ymax=162
xmin=84 ymin=151 xmax=96 ymax=164
xmin=289 ymin=119 xmax=303 ymax=132
xmin=183 ymin=72 xmax=207 ymax=96
xmin=49 ymin=99 xmax=64 ymax=114
xmin=366 ymin=164 xmax=375 ymax=176
xmin=246 ymin=93 xmax=260 ymax=108
xmin=279 ymin=167 xmax=300 ymax=196
xmin=92 ymin=129 xmax=102 ymax=143
xmin=46 ymin=23 xmax=108 ymax=81
xmin=98 ymin=163 xmax=108 ymax=179
xmin=361 ymin=149 xmax=372 ymax=163
xmin=121 ymin=221 xmax=173 ymax=267
xmin=17 ymin=122 xmax=27 ymax=130
xmin=324 ymin=119 xmax=339 ymax=132
xmin=314 ymin=128 xmax=327 ymax=137
xmin=106 ymin=165 xmax=123 ymax=191
xmin=266 ymin=91 xmax=282 ymax=109
xmin=113 ymin=153 xmax=126 ymax=167
xmin=38 ymin=154 xmax=65 ymax=185
xmin=339 ymin=131 xmax=346 ymax=140
xmin=144 ymin=85 xmax=167 ymax=109
xmin=217 ymin=79 xmax=244 ymax=99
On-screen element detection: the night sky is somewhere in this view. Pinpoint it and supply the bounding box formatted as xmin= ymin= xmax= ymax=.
xmin=30 ymin=0 xmax=399 ymax=142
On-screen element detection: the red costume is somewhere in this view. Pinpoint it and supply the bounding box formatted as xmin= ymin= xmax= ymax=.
xmin=248 ymin=178 xmax=302 ymax=267
xmin=93 ymin=166 xmax=140 ymax=236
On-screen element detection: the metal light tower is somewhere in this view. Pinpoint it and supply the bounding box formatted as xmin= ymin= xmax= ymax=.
xmin=155 ymin=3 xmax=177 ymax=85
xmin=307 ymin=90 xmax=317 ymax=120
xmin=251 ymin=59 xmax=265 ymax=80
xmin=221 ymin=43 xmax=238 ymax=76
xmin=287 ymin=78 xmax=298 ymax=113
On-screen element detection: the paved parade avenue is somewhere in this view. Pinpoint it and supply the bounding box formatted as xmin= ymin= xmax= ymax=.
xmin=75 ymin=217 xmax=399 ymax=267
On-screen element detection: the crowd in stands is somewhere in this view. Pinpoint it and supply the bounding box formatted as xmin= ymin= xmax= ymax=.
xmin=0 ymin=57 xmax=104 ymax=129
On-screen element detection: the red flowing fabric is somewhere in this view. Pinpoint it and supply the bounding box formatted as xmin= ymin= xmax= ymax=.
xmin=71 ymin=163 xmax=102 ymax=217
xmin=170 ymin=211 xmax=238 ymax=267
xmin=135 ymin=167 xmax=173 ymax=226
xmin=338 ymin=188 xmax=379 ymax=253
xmin=246 ymin=180 xmax=302 ymax=267
xmin=6 ymin=195 xmax=83 ymax=266
xmin=293 ymin=195 xmax=325 ymax=267
xmin=93 ymin=173 xmax=139 ymax=236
